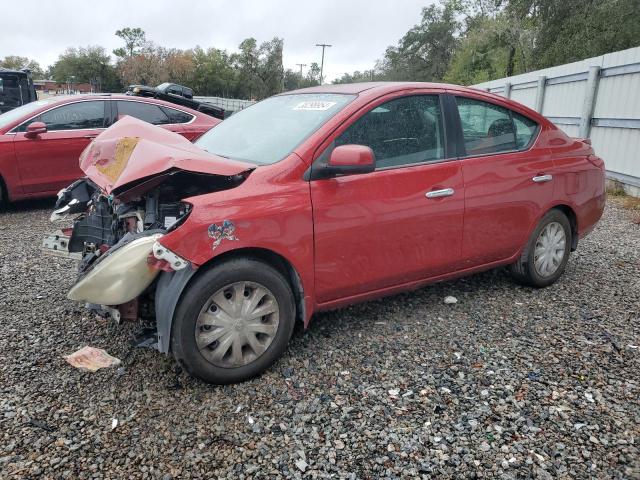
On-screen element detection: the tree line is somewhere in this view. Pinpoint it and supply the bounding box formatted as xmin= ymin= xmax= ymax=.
xmin=1 ymin=0 xmax=637 ymax=99
xmin=335 ymin=0 xmax=639 ymax=85
xmin=0 ymin=27 xmax=320 ymax=100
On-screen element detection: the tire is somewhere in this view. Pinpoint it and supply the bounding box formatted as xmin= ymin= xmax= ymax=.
xmin=0 ymin=180 xmax=5 ymax=210
xmin=510 ymin=209 xmax=572 ymax=288
xmin=171 ymin=257 xmax=295 ymax=384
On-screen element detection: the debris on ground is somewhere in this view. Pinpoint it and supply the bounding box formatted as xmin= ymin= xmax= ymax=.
xmin=63 ymin=346 xmax=121 ymax=372
xmin=444 ymin=295 xmax=458 ymax=304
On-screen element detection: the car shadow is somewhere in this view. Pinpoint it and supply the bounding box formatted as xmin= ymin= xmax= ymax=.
xmin=3 ymin=197 xmax=56 ymax=212
xmin=291 ymin=267 xmax=514 ymax=345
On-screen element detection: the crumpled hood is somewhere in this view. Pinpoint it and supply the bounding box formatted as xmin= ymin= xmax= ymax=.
xmin=79 ymin=116 xmax=254 ymax=194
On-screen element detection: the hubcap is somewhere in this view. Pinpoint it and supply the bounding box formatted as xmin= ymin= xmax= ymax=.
xmin=195 ymin=281 xmax=279 ymax=368
xmin=533 ymin=221 xmax=566 ymax=278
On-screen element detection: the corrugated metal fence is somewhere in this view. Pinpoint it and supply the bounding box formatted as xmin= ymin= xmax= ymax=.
xmin=194 ymin=96 xmax=255 ymax=114
xmin=473 ymin=46 xmax=640 ymax=194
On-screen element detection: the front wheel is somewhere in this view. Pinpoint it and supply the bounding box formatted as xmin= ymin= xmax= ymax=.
xmin=171 ymin=258 xmax=296 ymax=384
xmin=510 ymin=209 xmax=572 ymax=288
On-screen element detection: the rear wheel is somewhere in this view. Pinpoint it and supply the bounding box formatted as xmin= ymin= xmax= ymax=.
xmin=510 ymin=209 xmax=572 ymax=288
xmin=171 ymin=258 xmax=295 ymax=384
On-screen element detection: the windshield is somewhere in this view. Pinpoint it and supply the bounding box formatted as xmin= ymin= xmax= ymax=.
xmin=0 ymin=98 xmax=57 ymax=130
xmin=195 ymin=93 xmax=355 ymax=164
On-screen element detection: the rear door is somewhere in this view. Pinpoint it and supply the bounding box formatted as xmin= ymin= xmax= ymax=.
xmin=311 ymin=93 xmax=465 ymax=303
xmin=115 ymin=100 xmax=184 ymax=136
xmin=162 ymin=106 xmax=202 ymax=140
xmin=13 ymin=100 xmax=106 ymax=193
xmin=450 ymin=93 xmax=554 ymax=266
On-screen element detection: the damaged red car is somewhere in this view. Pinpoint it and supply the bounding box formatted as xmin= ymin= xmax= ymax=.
xmin=45 ymin=83 xmax=606 ymax=384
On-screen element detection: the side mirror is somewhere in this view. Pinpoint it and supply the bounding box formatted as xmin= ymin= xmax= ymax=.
xmin=319 ymin=144 xmax=375 ymax=178
xmin=25 ymin=121 xmax=47 ymax=138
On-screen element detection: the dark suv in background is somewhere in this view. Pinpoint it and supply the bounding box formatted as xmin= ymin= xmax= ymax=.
xmin=0 ymin=68 xmax=37 ymax=114
xmin=126 ymin=82 xmax=225 ymax=119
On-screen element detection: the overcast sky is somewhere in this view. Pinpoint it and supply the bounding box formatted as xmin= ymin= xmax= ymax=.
xmin=2 ymin=0 xmax=433 ymax=82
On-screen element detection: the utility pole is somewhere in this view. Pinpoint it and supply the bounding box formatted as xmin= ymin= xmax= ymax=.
xmin=296 ymin=63 xmax=307 ymax=77
xmin=315 ymin=43 xmax=332 ymax=84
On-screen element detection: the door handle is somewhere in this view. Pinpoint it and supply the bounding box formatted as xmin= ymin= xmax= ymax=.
xmin=532 ymin=174 xmax=553 ymax=183
xmin=83 ymin=134 xmax=98 ymax=139
xmin=425 ymin=188 xmax=455 ymax=199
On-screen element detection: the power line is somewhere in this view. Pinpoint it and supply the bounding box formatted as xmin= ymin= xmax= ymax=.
xmin=315 ymin=43 xmax=332 ymax=84
xmin=296 ymin=63 xmax=307 ymax=77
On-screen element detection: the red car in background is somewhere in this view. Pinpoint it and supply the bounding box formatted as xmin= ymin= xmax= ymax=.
xmin=0 ymin=94 xmax=219 ymax=205
xmin=46 ymin=82 xmax=605 ymax=384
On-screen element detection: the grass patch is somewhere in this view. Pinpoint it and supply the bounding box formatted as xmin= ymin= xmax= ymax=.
xmin=607 ymin=181 xmax=640 ymax=224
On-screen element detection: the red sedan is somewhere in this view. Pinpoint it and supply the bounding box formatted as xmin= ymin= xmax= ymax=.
xmin=0 ymin=94 xmax=219 ymax=205
xmin=47 ymin=82 xmax=605 ymax=384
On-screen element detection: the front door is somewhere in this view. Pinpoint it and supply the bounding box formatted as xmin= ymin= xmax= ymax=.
xmin=13 ymin=100 xmax=106 ymax=193
xmin=311 ymin=93 xmax=465 ymax=304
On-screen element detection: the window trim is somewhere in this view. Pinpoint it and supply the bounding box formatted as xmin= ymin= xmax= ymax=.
xmin=114 ymin=98 xmax=196 ymax=126
xmin=449 ymin=94 xmax=541 ymax=159
xmin=310 ymin=92 xmax=455 ymax=179
xmin=160 ymin=105 xmax=196 ymax=125
xmin=8 ymin=99 xmax=109 ymax=134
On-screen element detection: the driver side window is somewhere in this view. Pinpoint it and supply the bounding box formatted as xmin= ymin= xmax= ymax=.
xmin=335 ymin=95 xmax=445 ymax=169
xmin=17 ymin=101 xmax=106 ymax=132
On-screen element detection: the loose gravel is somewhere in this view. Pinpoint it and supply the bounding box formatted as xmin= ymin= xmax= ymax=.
xmin=1 ymin=199 xmax=638 ymax=479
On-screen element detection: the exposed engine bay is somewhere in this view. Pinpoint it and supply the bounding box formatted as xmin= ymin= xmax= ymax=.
xmin=54 ymin=170 xmax=245 ymax=266
xmin=44 ymin=170 xmax=247 ymax=322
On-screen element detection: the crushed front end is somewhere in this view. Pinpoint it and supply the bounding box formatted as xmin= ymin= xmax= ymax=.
xmin=42 ymin=116 xmax=253 ymax=336
xmin=44 ymin=175 xmax=195 ymax=323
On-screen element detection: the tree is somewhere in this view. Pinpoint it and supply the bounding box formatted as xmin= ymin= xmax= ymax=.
xmin=113 ymin=27 xmax=148 ymax=59
xmin=376 ymin=2 xmax=459 ymax=82
xmin=512 ymin=0 xmax=640 ymax=70
xmin=0 ymin=56 xmax=44 ymax=77
xmin=50 ymin=46 xmax=121 ymax=92
xmin=191 ymin=46 xmax=237 ymax=97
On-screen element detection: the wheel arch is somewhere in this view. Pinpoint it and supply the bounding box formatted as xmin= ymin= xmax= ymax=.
xmin=154 ymin=246 xmax=307 ymax=354
xmin=199 ymin=247 xmax=306 ymax=324
xmin=550 ymin=204 xmax=578 ymax=251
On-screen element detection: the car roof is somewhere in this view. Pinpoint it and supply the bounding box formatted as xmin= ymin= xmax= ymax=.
xmin=281 ymin=81 xmax=469 ymax=96
xmin=280 ymin=81 xmax=545 ymax=123
xmin=0 ymin=67 xmax=27 ymax=74
xmin=30 ymin=94 xmax=204 ymax=114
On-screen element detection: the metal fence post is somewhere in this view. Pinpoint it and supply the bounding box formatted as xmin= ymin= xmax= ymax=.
xmin=504 ymin=82 xmax=512 ymax=99
xmin=579 ymin=66 xmax=601 ymax=138
xmin=535 ymin=76 xmax=546 ymax=113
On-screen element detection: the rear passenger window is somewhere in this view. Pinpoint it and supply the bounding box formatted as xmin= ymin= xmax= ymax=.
xmin=117 ymin=101 xmax=171 ymax=125
xmin=513 ymin=112 xmax=538 ymax=148
xmin=162 ymin=107 xmax=194 ymax=124
xmin=456 ymin=97 xmax=516 ymax=156
xmin=336 ymin=95 xmax=445 ymax=168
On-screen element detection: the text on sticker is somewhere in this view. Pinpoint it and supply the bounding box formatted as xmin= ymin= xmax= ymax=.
xmin=293 ymin=101 xmax=337 ymax=111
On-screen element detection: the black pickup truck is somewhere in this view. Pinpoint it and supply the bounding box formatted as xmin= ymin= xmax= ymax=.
xmin=126 ymin=82 xmax=225 ymax=120
xmin=0 ymin=68 xmax=37 ymax=114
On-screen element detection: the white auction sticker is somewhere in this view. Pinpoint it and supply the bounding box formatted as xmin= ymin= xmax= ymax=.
xmin=164 ymin=216 xmax=177 ymax=228
xmin=293 ymin=101 xmax=336 ymax=111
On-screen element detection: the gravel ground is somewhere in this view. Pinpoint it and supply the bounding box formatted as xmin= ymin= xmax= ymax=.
xmin=1 ymin=199 xmax=638 ymax=479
